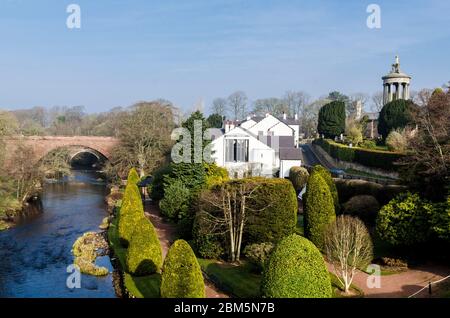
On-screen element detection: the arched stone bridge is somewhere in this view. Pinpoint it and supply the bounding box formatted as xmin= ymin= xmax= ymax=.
xmin=3 ymin=136 xmax=120 ymax=164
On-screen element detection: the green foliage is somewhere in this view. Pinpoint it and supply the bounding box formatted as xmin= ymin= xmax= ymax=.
xmin=149 ymin=165 xmax=172 ymax=201
xmin=317 ymin=101 xmax=346 ymax=138
xmin=376 ymin=192 xmax=434 ymax=246
xmin=126 ymin=218 xmax=163 ymax=276
xmin=243 ymin=242 xmax=274 ymax=272
xmin=204 ymin=163 xmax=229 ymax=188
xmin=304 ymin=171 xmax=336 ymax=249
xmin=386 ymin=130 xmax=407 ymax=152
xmin=118 ymin=182 xmax=145 ymax=247
xmin=160 ymin=240 xmax=205 ymax=298
xmin=159 ymin=179 xmax=191 ymax=220
xmin=430 ymin=197 xmax=450 ymax=243
xmin=378 ymin=99 xmax=415 ymax=139
xmin=313 ymin=138 xmax=404 ymax=171
xmin=192 ymin=215 xmax=225 ymax=259
xmin=261 ymin=234 xmax=332 ymax=298
xmin=288 ymin=166 xmax=309 ymax=191
xmin=360 ymin=139 xmax=377 ymax=149
xmin=206 ymin=113 xmax=223 ymax=128
xmin=346 ymin=125 xmax=363 ymax=146
xmin=311 ymin=165 xmax=339 ymax=213
xmin=342 ymin=195 xmax=380 ymax=225
xmin=127 ymin=168 xmax=141 ymax=186
xmin=164 ymin=163 xmax=207 ymax=194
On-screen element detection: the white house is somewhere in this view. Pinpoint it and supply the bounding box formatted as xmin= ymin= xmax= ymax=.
xmin=211 ymin=113 xmax=302 ymax=178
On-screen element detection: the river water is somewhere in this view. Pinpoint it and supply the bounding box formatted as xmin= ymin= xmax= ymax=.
xmin=0 ymin=170 xmax=116 ymax=297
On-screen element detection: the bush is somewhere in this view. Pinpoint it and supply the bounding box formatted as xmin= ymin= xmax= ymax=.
xmin=360 ymin=139 xmax=377 ymax=149
xmin=149 ymin=165 xmax=172 ymax=201
xmin=304 ymin=171 xmax=336 ymax=250
xmin=313 ymin=138 xmax=404 ymax=171
xmin=311 ymin=165 xmax=339 ymax=213
xmin=317 ymin=101 xmax=346 ymax=138
xmin=430 ymin=197 xmax=450 ymax=243
xmin=244 ymin=178 xmax=298 ymax=244
xmin=261 ymin=234 xmax=332 ymax=298
xmin=204 ymin=163 xmax=229 ymax=188
xmin=378 ymin=99 xmax=415 ymax=139
xmin=386 ymin=129 xmax=407 ymax=152
xmin=126 ymin=218 xmax=163 ymax=276
xmin=159 ymin=179 xmax=191 ymax=220
xmin=376 ymin=192 xmax=434 ymax=246
xmin=118 ymin=183 xmax=145 ymax=247
xmin=289 ymin=166 xmax=309 ymax=191
xmin=127 ymin=168 xmax=141 ymax=186
xmin=243 ymin=242 xmax=274 ymax=272
xmin=345 ymin=120 xmax=363 ymax=146
xmin=342 ymin=195 xmax=380 ymax=225
xmin=160 ymin=240 xmax=205 ymax=298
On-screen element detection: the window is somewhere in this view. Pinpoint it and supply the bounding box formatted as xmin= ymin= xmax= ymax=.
xmin=225 ymin=139 xmax=249 ymax=162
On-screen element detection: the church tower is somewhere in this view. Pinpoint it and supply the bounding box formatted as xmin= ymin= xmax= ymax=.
xmin=382 ymin=56 xmax=412 ymax=105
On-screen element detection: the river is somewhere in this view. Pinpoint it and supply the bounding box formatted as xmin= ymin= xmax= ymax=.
xmin=0 ymin=170 xmax=116 ymax=297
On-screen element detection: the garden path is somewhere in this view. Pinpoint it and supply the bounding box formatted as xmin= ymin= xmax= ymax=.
xmin=328 ymin=263 xmax=450 ymax=298
xmin=144 ymin=202 xmax=229 ymax=298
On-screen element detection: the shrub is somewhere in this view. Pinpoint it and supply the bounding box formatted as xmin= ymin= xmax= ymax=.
xmin=304 ymin=171 xmax=336 ymax=249
xmin=160 ymin=240 xmax=205 ymax=298
xmin=386 ymin=129 xmax=407 ymax=152
xmin=313 ymin=138 xmax=404 ymax=171
xmin=127 ymin=168 xmax=141 ymax=186
xmin=204 ymin=163 xmax=229 ymax=188
xmin=126 ymin=218 xmax=163 ymax=276
xmin=378 ymin=99 xmax=415 ymax=139
xmin=311 ymin=165 xmax=339 ymax=213
xmin=288 ymin=166 xmax=309 ymax=191
xmin=345 ymin=120 xmax=363 ymax=146
xmin=360 ymin=139 xmax=377 ymax=149
xmin=159 ymin=179 xmax=191 ymax=220
xmin=149 ymin=165 xmax=172 ymax=201
xmin=261 ymin=234 xmax=332 ymax=298
xmin=376 ymin=192 xmax=434 ymax=246
xmin=317 ymin=101 xmax=346 ymax=138
xmin=243 ymin=242 xmax=274 ymax=272
xmin=342 ymin=195 xmax=380 ymax=225
xmin=192 ymin=214 xmax=225 ymax=259
xmin=430 ymin=197 xmax=450 ymax=243
xmin=118 ymin=183 xmax=145 ymax=247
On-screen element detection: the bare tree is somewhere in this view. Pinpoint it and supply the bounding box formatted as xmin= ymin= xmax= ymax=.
xmin=197 ymin=180 xmax=262 ymax=262
xmin=227 ymin=91 xmax=247 ymax=120
xmin=371 ymin=91 xmax=384 ymax=112
xmin=284 ymin=91 xmax=311 ymax=118
xmin=325 ymin=215 xmax=373 ymax=294
xmin=411 ymin=88 xmax=433 ymax=107
xmin=252 ymin=98 xmax=287 ymax=116
xmin=211 ymin=98 xmax=227 ymax=118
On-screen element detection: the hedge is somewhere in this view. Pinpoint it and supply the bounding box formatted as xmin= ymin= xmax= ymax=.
xmin=342 ymin=195 xmax=380 ymax=225
xmin=288 ymin=166 xmax=309 ymax=192
xmin=126 ymin=218 xmax=163 ymax=276
xmin=159 ymin=179 xmax=191 ymax=221
xmin=118 ymin=183 xmax=145 ymax=247
xmin=127 ymin=168 xmax=141 ymax=187
xmin=311 ymin=165 xmax=340 ymax=213
xmin=313 ymin=138 xmax=404 ymax=171
xmin=304 ymin=171 xmax=336 ymax=250
xmin=261 ymin=234 xmax=332 ymax=298
xmin=160 ymin=240 xmax=205 ymax=298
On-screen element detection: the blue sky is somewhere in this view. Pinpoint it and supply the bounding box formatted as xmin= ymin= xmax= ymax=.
xmin=0 ymin=0 xmax=449 ymax=113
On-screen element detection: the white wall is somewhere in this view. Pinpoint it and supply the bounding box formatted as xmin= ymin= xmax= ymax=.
xmin=240 ymin=119 xmax=257 ymax=130
xmin=289 ymin=125 xmax=300 ymax=147
xmin=280 ymin=160 xmax=302 ymax=178
xmin=268 ymin=122 xmax=294 ymax=136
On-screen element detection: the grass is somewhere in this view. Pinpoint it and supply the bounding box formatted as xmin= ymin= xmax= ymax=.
xmin=108 ymin=216 xmax=160 ymax=298
xmin=329 ymin=272 xmax=364 ymax=298
xmin=198 ymin=259 xmax=262 ymax=298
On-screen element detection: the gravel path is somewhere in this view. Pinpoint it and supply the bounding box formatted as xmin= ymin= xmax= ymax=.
xmin=144 ymin=202 xmax=228 ymax=298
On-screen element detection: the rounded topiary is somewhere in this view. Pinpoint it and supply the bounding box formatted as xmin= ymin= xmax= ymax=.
xmin=118 ymin=183 xmax=145 ymax=247
xmin=342 ymin=195 xmax=380 ymax=225
xmin=159 ymin=179 xmax=191 ymax=220
xmin=289 ymin=166 xmax=309 ymax=191
xmin=126 ymin=218 xmax=163 ymax=276
xmin=378 ymin=99 xmax=415 ymax=139
xmin=312 ymin=165 xmax=340 ymax=213
xmin=160 ymin=240 xmax=205 ymax=298
xmin=317 ymin=100 xmax=346 ymax=138
xmin=127 ymin=168 xmax=141 ymax=186
xmin=261 ymin=234 xmax=332 ymax=298
xmin=304 ymin=171 xmax=336 ymax=249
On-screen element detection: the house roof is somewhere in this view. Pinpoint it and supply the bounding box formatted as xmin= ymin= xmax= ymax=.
xmin=260 ymin=135 xmax=295 ymax=148
xmin=278 ymin=117 xmax=300 ymax=126
xmin=279 ymin=148 xmax=303 ymax=160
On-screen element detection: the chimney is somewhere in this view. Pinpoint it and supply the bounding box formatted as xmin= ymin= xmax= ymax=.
xmin=246 ymin=115 xmax=251 ymax=121
xmin=283 ymin=112 xmax=287 ymax=120
xmin=294 ymin=113 xmax=298 ymax=120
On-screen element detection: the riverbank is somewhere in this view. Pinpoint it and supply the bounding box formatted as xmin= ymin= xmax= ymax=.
xmin=0 ymin=195 xmax=43 ymax=231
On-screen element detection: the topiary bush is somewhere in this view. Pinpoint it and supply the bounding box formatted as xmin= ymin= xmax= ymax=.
xmin=160 ymin=240 xmax=205 ymax=298
xmin=317 ymin=101 xmax=346 ymax=138
xmin=289 ymin=166 xmax=309 ymax=192
xmin=159 ymin=179 xmax=191 ymax=220
xmin=204 ymin=163 xmax=229 ymax=188
xmin=243 ymin=242 xmax=274 ymax=272
xmin=127 ymin=168 xmax=141 ymax=187
xmin=376 ymin=192 xmax=434 ymax=246
xmin=342 ymin=195 xmax=380 ymax=225
xmin=311 ymin=165 xmax=340 ymax=213
xmin=126 ymin=218 xmax=163 ymax=276
xmin=261 ymin=234 xmax=332 ymax=298
xmin=378 ymin=99 xmax=415 ymax=139
xmin=118 ymin=183 xmax=145 ymax=247
xmin=304 ymin=171 xmax=336 ymax=250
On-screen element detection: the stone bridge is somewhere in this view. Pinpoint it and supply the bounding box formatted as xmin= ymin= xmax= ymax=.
xmin=3 ymin=136 xmax=120 ymax=164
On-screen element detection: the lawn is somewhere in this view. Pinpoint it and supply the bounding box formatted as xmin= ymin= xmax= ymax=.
xmin=329 ymin=272 xmax=364 ymax=298
xmin=198 ymin=259 xmax=262 ymax=298
xmin=108 ymin=217 xmax=160 ymax=298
